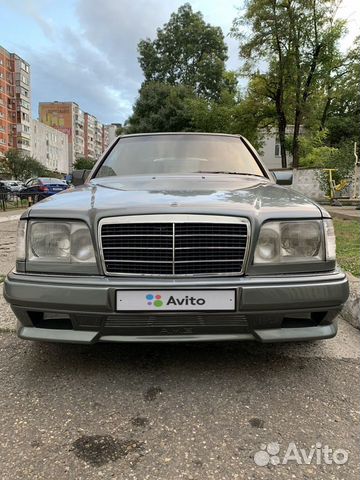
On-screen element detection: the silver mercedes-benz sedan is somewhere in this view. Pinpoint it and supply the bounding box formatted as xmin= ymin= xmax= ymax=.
xmin=4 ymin=133 xmax=349 ymax=344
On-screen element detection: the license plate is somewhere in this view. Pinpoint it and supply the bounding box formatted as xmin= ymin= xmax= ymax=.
xmin=53 ymin=188 xmax=62 ymax=191
xmin=116 ymin=290 xmax=236 ymax=311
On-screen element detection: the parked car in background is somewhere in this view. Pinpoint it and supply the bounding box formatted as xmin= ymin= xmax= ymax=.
xmin=4 ymin=133 xmax=349 ymax=344
xmin=0 ymin=181 xmax=12 ymax=201
xmin=18 ymin=177 xmax=69 ymax=201
xmin=3 ymin=180 xmax=25 ymax=193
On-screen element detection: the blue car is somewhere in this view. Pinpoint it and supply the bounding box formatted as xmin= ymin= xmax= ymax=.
xmin=19 ymin=177 xmax=69 ymax=201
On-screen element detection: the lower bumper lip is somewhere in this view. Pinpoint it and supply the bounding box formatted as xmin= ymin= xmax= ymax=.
xmin=17 ymin=324 xmax=337 ymax=344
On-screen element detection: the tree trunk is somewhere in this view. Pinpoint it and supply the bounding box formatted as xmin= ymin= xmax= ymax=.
xmin=292 ymin=43 xmax=322 ymax=168
xmin=275 ymin=88 xmax=287 ymax=168
xmin=320 ymin=96 xmax=332 ymax=130
xmin=278 ymin=112 xmax=287 ymax=169
xmin=292 ymin=109 xmax=302 ymax=168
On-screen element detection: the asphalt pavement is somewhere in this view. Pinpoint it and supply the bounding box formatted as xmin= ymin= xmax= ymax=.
xmin=0 ymin=217 xmax=359 ymax=480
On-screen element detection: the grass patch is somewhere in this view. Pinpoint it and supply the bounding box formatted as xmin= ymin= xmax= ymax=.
xmin=0 ymin=275 xmax=5 ymax=284
xmin=333 ymin=218 xmax=360 ymax=277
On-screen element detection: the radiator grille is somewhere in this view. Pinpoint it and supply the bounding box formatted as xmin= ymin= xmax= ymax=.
xmin=100 ymin=217 xmax=249 ymax=276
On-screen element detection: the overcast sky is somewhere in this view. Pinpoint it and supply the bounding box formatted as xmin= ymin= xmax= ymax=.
xmin=1 ymin=0 xmax=359 ymax=125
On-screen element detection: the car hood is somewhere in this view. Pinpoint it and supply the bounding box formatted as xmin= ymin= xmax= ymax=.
xmin=26 ymin=174 xmax=322 ymax=224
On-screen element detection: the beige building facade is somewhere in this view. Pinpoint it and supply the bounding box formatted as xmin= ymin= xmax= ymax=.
xmin=40 ymin=101 xmax=109 ymax=168
xmin=39 ymin=101 xmax=85 ymax=170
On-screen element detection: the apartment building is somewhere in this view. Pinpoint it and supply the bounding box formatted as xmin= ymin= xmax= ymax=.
xmin=84 ymin=112 xmax=96 ymax=160
xmin=40 ymin=101 xmax=109 ymax=168
xmin=102 ymin=124 xmax=110 ymax=153
xmin=0 ymin=45 xmax=31 ymax=157
xmin=84 ymin=114 xmax=112 ymax=160
xmin=94 ymin=118 xmax=104 ymax=159
xmin=39 ymin=101 xmax=85 ymax=170
xmin=31 ymin=119 xmax=69 ymax=174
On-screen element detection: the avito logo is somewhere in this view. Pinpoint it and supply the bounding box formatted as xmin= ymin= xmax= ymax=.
xmin=146 ymin=293 xmax=206 ymax=307
xmin=146 ymin=294 xmax=163 ymax=307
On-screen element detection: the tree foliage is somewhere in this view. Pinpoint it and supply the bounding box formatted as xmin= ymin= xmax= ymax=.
xmin=0 ymin=149 xmax=50 ymax=181
xmin=126 ymin=77 xmax=262 ymax=147
xmin=138 ymin=3 xmax=228 ymax=100
xmin=73 ymin=157 xmax=97 ymax=171
xmin=320 ymin=37 xmax=360 ymax=148
xmin=126 ymin=82 xmax=195 ymax=133
xmin=232 ymin=0 xmax=348 ymax=168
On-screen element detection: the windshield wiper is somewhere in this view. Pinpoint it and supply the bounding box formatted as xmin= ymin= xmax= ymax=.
xmin=196 ymin=171 xmax=263 ymax=177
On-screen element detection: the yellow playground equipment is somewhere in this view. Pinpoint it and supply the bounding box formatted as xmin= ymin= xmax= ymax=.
xmin=323 ymin=168 xmax=350 ymax=203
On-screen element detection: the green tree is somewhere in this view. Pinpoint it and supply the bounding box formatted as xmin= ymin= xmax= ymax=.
xmin=321 ymin=37 xmax=360 ymax=148
xmin=232 ymin=0 xmax=347 ymax=168
xmin=115 ymin=124 xmax=124 ymax=136
xmin=73 ymin=157 xmax=96 ymax=170
xmin=126 ymin=82 xmax=195 ymax=133
xmin=0 ymin=149 xmax=49 ymax=180
xmin=138 ymin=3 xmax=228 ymax=100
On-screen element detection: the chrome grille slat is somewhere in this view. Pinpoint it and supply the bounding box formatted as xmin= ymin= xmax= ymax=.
xmin=172 ymin=247 xmax=245 ymax=250
xmin=175 ymin=259 xmax=244 ymax=263
xmin=99 ymin=215 xmax=250 ymax=277
xmin=102 ymin=234 xmax=173 ymax=237
xmin=175 ymin=234 xmax=247 ymax=237
xmin=103 ymin=247 xmax=173 ymax=250
xmin=105 ymin=259 xmax=174 ymax=263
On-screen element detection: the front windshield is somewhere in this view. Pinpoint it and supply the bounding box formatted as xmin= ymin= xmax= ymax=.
xmin=95 ymin=135 xmax=265 ymax=178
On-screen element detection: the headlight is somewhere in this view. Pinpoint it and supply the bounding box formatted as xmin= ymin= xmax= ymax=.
xmin=27 ymin=221 xmax=95 ymax=264
xmin=254 ymin=220 xmax=327 ymax=264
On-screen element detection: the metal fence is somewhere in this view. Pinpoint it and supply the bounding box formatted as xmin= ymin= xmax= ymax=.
xmin=0 ymin=191 xmax=44 ymax=211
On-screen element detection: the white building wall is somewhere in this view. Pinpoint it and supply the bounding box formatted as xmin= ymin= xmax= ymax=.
xmin=260 ymin=131 xmax=286 ymax=169
xmin=31 ymin=119 xmax=69 ymax=174
xmin=106 ymin=124 xmax=118 ymax=145
xmin=259 ymin=126 xmax=304 ymax=169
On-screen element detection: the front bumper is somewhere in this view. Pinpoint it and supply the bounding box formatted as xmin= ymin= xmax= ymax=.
xmin=4 ymin=270 xmax=349 ymax=344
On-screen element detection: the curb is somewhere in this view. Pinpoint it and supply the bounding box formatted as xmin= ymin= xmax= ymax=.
xmin=325 ymin=208 xmax=360 ymax=223
xmin=342 ymin=273 xmax=360 ymax=330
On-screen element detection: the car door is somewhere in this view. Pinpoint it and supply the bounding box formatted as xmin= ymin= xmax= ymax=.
xmin=20 ymin=179 xmax=39 ymax=199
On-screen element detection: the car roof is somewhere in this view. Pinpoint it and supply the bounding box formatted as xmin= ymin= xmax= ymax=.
xmin=118 ymin=132 xmax=243 ymax=139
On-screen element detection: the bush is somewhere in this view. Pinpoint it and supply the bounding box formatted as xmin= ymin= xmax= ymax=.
xmin=0 ymin=149 xmax=50 ymax=181
xmin=298 ymin=132 xmax=355 ymax=196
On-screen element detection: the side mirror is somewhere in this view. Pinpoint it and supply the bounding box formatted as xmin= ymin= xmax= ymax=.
xmin=71 ymin=169 xmax=92 ymax=186
xmin=272 ymin=170 xmax=293 ymax=186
